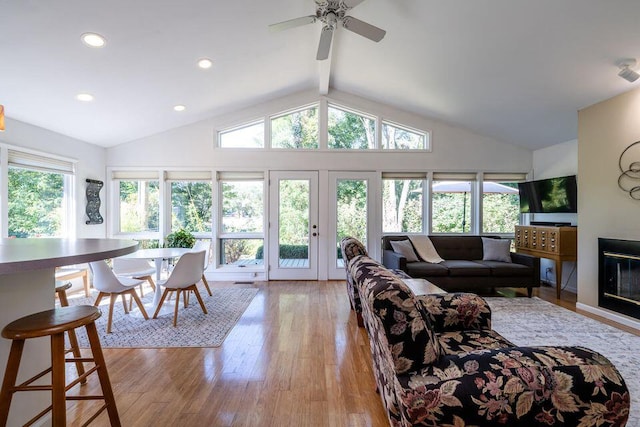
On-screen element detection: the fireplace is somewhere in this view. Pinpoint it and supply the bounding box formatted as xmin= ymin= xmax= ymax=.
xmin=599 ymin=238 xmax=640 ymax=320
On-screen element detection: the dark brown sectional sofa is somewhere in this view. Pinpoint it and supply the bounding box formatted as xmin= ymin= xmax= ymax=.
xmin=382 ymin=235 xmax=540 ymax=296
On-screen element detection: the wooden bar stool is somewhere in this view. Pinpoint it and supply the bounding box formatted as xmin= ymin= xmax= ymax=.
xmin=55 ymin=281 xmax=87 ymax=384
xmin=0 ymin=306 xmax=121 ymax=426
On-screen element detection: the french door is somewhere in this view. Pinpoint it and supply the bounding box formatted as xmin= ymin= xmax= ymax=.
xmin=268 ymin=171 xmax=319 ymax=280
xmin=327 ymin=171 xmax=378 ymax=280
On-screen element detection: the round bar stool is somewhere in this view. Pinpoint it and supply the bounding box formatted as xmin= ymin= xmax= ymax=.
xmin=0 ymin=306 xmax=121 ymax=426
xmin=55 ymin=281 xmax=87 ymax=384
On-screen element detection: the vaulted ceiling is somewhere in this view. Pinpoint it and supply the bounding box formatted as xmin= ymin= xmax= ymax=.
xmin=2 ymin=0 xmax=640 ymax=150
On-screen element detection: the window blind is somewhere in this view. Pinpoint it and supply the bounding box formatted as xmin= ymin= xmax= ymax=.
xmin=111 ymin=170 xmax=159 ymax=180
xmin=8 ymin=150 xmax=75 ymax=175
xmin=164 ymin=171 xmax=212 ymax=181
xmin=483 ymin=172 xmax=528 ymax=182
xmin=432 ymin=172 xmax=477 ymax=181
xmin=216 ymin=171 xmax=264 ymax=181
xmin=381 ymin=172 xmax=427 ymax=179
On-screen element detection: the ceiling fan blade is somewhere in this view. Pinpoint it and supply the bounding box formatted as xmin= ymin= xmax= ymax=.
xmin=341 ymin=16 xmax=386 ymax=42
xmin=269 ymin=15 xmax=317 ymax=32
xmin=316 ymin=25 xmax=334 ymax=60
xmin=342 ymin=0 xmax=365 ymax=9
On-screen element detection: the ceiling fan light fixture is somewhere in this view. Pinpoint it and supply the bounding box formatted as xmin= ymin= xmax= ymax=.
xmin=81 ymin=32 xmax=106 ymax=48
xmin=617 ymin=58 xmax=640 ymax=83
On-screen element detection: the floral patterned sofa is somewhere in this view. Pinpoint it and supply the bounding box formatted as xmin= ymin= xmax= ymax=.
xmin=349 ymin=254 xmax=630 ymax=426
xmin=341 ymin=236 xmax=411 ymax=326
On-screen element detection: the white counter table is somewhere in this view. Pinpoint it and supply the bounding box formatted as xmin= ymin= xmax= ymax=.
xmin=0 ymin=238 xmax=138 ymax=426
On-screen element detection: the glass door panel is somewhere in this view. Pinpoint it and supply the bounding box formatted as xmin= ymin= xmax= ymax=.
xmin=328 ymin=172 xmax=377 ymax=280
xmin=268 ymin=171 xmax=318 ymax=280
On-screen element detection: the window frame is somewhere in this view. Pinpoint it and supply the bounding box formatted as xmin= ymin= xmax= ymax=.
xmin=213 ymin=98 xmax=431 ymax=153
xmin=269 ymin=103 xmax=320 ymax=150
xmin=326 ymin=103 xmax=377 ymax=150
xmin=381 ymin=120 xmax=430 ymax=151
xmin=2 ymin=145 xmax=76 ymax=239
xmin=215 ymin=171 xmax=266 ymax=270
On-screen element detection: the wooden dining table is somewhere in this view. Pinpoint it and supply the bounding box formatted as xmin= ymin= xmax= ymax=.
xmin=0 ymin=238 xmax=138 ymax=426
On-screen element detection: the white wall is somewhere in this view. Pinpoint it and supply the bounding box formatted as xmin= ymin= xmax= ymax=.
xmin=0 ymin=118 xmax=107 ymax=238
xmin=577 ymin=87 xmax=640 ymax=329
xmin=531 ymin=139 xmax=578 ymax=291
xmin=107 ymin=89 xmax=533 ymax=172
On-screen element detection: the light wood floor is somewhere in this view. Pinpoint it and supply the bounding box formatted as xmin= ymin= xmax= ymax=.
xmin=61 ymin=281 xmax=635 ymax=426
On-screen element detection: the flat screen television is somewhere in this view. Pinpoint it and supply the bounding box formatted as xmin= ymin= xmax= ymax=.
xmin=518 ymin=175 xmax=577 ymax=213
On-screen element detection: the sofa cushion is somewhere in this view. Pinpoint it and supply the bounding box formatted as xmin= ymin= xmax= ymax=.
xmin=428 ymin=235 xmax=486 ymax=260
xmin=437 ymin=329 xmax=515 ymax=355
xmin=442 ymin=260 xmax=490 ymax=276
xmin=481 ymin=237 xmax=512 ymax=263
xmin=390 ymin=239 xmax=419 ymax=262
xmin=476 ymin=260 xmax=533 ymax=277
xmin=407 ymin=261 xmax=449 ymax=277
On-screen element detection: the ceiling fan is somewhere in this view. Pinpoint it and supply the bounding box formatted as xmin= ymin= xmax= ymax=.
xmin=269 ymin=0 xmax=386 ymax=61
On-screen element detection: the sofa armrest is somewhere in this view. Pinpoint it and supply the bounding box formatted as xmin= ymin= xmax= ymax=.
xmin=416 ymin=293 xmax=492 ymax=331
xmin=397 ymin=346 xmax=630 ymax=427
xmin=383 ymin=249 xmax=407 ymax=272
xmin=510 ymin=251 xmax=541 ymax=283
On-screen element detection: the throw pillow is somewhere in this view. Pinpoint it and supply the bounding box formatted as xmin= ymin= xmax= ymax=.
xmin=482 ymin=237 xmax=512 ymax=263
xmin=390 ymin=240 xmax=420 ymax=262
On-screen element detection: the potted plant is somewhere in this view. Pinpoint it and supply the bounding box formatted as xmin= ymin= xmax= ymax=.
xmin=164 ymin=228 xmax=196 ymax=248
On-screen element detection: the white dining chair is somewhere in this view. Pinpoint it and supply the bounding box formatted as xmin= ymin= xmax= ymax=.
xmin=112 ymin=257 xmax=156 ymax=296
xmin=89 ymin=260 xmax=150 ymax=333
xmin=192 ymin=240 xmax=213 ymax=296
xmin=152 ymin=251 xmax=207 ymax=327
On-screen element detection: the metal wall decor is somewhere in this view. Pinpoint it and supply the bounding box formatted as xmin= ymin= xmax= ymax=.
xmin=618 ymin=141 xmax=640 ymax=200
xmin=85 ymin=179 xmax=104 ymax=224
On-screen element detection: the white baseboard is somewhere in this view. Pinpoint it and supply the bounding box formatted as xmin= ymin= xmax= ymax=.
xmin=576 ymin=302 xmax=640 ymax=332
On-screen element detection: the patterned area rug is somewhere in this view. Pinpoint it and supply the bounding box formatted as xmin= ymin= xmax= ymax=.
xmin=486 ymin=297 xmax=639 ymax=426
xmin=64 ymin=287 xmax=258 ymax=348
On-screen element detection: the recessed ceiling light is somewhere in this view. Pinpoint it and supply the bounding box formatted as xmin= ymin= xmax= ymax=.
xmin=81 ymin=32 xmax=106 ymax=48
xmin=197 ymin=58 xmax=213 ymax=69
xmin=173 ymin=105 xmax=186 ymax=112
xmin=76 ymin=93 xmax=94 ymax=102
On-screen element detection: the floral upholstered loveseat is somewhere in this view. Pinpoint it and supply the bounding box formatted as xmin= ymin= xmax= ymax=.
xmin=349 ymin=254 xmax=630 ymax=426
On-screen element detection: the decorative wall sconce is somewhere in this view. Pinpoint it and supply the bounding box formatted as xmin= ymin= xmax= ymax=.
xmin=0 ymin=105 xmax=5 ymax=131
xmin=618 ymin=141 xmax=640 ymax=199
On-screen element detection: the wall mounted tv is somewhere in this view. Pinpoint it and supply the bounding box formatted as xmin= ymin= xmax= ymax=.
xmin=517 ymin=175 xmax=577 ymax=213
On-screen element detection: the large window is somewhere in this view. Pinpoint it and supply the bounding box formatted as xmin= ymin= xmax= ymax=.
xmin=167 ymin=171 xmax=212 ymax=234
xmin=482 ymin=173 xmax=526 ymax=234
xmin=382 ymin=173 xmax=424 ymax=233
xmin=218 ymin=172 xmax=264 ymax=266
xmin=382 ymin=121 xmax=428 ymax=150
xmin=328 ymin=104 xmax=376 ymax=149
xmin=431 ymin=173 xmax=476 ymax=233
xmin=216 ymin=99 xmax=430 ymax=152
xmin=7 ymin=150 xmax=74 ymax=238
xmin=117 ymin=178 xmax=159 ymax=234
xmin=271 ymin=105 xmax=318 ymax=149
xmin=219 ymin=121 xmax=264 ymax=148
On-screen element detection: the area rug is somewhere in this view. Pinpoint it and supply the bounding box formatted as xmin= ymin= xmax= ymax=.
xmin=63 ymin=287 xmax=259 ymax=348
xmin=486 ymin=297 xmax=640 ymax=426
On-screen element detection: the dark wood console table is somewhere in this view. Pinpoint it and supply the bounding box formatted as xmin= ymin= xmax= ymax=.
xmin=514 ymin=225 xmax=577 ymax=299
